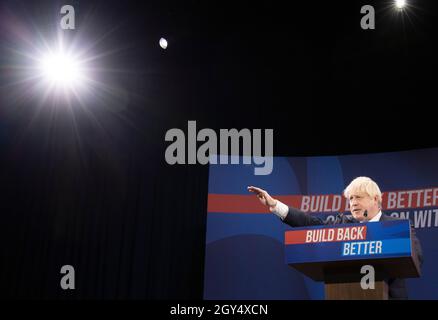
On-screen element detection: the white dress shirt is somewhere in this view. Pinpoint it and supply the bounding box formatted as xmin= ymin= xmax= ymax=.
xmin=271 ymin=200 xmax=290 ymax=220
xmin=366 ymin=210 xmax=382 ymax=222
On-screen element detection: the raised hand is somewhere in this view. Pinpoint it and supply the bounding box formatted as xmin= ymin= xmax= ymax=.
xmin=247 ymin=186 xmax=277 ymax=209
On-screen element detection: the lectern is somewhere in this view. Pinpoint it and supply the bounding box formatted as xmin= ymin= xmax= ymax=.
xmin=284 ymin=220 xmax=421 ymax=300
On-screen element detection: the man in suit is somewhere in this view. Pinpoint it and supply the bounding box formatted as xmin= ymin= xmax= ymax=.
xmin=248 ymin=176 xmax=423 ymax=300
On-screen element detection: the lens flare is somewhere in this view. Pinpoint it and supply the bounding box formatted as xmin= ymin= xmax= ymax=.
xmin=38 ymin=49 xmax=84 ymax=87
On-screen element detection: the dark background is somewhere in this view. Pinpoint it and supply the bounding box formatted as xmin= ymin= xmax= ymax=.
xmin=0 ymin=0 xmax=437 ymax=299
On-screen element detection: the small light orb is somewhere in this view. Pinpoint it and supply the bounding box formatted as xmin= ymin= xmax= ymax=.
xmin=159 ymin=38 xmax=168 ymax=49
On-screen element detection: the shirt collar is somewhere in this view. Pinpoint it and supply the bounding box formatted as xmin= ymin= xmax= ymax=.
xmin=365 ymin=210 xmax=382 ymax=222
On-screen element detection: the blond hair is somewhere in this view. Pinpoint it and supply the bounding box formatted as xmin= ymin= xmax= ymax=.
xmin=343 ymin=176 xmax=382 ymax=207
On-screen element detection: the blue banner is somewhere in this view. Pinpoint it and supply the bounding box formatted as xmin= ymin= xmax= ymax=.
xmin=204 ymin=148 xmax=438 ymax=299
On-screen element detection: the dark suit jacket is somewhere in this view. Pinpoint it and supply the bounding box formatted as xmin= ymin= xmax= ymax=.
xmin=282 ymin=207 xmax=423 ymax=300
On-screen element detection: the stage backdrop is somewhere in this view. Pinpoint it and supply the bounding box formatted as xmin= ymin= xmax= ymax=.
xmin=204 ymin=148 xmax=438 ymax=299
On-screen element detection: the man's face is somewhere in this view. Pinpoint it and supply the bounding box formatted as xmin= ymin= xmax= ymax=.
xmin=348 ymin=191 xmax=378 ymax=221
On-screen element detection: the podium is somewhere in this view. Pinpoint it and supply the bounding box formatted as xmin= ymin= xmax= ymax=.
xmin=284 ymin=220 xmax=421 ymax=300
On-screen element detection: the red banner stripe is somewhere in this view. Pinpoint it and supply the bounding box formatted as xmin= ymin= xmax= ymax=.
xmin=207 ymin=194 xmax=302 ymax=213
xmin=284 ymin=230 xmax=309 ymax=244
xmin=208 ymin=187 xmax=438 ymax=214
xmin=285 ymin=226 xmax=367 ymax=244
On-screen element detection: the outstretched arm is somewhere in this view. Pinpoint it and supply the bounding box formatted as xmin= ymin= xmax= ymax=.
xmin=247 ymin=186 xmax=324 ymax=226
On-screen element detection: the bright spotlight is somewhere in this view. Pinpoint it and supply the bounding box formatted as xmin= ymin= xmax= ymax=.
xmin=395 ymin=0 xmax=406 ymax=9
xmin=2 ymin=15 xmax=124 ymax=110
xmin=38 ymin=50 xmax=84 ymax=88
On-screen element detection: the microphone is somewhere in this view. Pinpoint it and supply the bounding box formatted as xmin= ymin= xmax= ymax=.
xmin=363 ymin=210 xmax=368 ymax=222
